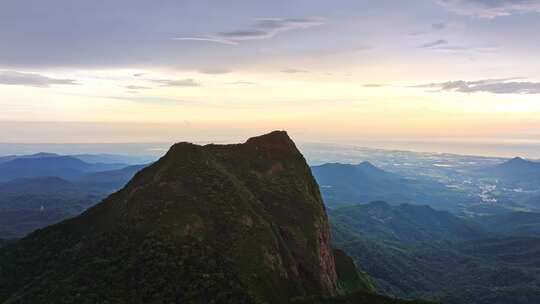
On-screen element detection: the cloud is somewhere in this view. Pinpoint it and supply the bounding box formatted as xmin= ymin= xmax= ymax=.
xmin=103 ymin=95 xmax=199 ymax=106
xmin=414 ymin=78 xmax=540 ymax=94
xmin=281 ymin=68 xmax=310 ymax=74
xmin=435 ymin=0 xmax=540 ymax=18
xmin=173 ymin=17 xmax=325 ymax=45
xmin=435 ymin=45 xmax=498 ymax=52
xmin=419 ymin=39 xmax=498 ymax=52
xmin=421 ymin=39 xmax=448 ymax=48
xmin=363 ymin=84 xmax=386 ymax=88
xmin=125 ymin=85 xmax=151 ymax=90
xmin=171 ymin=37 xmax=238 ymax=45
xmin=226 ymin=81 xmax=257 ymax=85
xmin=198 ymin=68 xmax=232 ymax=74
xmin=152 ymin=78 xmax=200 ymax=87
xmin=409 ymin=22 xmax=448 ymax=36
xmin=0 ymin=71 xmax=78 ymax=88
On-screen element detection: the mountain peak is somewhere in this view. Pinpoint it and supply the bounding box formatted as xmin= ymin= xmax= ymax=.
xmin=509 ymin=156 xmax=526 ymax=163
xmin=167 ymin=141 xmax=203 ymax=155
xmin=498 ymin=156 xmax=535 ymax=168
xmin=167 ymin=131 xmax=297 ymax=159
xmin=247 ymin=130 xmax=290 ymax=141
xmin=244 ymin=130 xmax=297 ymax=152
xmin=489 ymin=156 xmax=540 ymax=181
xmin=0 ymin=131 xmax=337 ymax=303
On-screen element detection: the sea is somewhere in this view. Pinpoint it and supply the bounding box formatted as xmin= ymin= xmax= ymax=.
xmin=1 ymin=138 xmax=539 ymax=160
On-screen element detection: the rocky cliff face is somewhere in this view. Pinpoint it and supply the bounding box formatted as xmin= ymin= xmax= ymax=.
xmin=0 ymin=131 xmax=337 ymax=303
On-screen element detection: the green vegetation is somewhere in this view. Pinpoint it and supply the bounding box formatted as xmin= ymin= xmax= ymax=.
xmin=0 ymin=131 xmax=338 ymax=303
xmin=474 ymin=212 xmax=540 ymax=237
xmin=0 ymin=165 xmax=145 ymax=237
xmin=329 ymin=201 xmax=488 ymax=244
xmin=334 ymin=249 xmax=375 ymax=294
xmin=330 ymin=202 xmax=540 ymax=304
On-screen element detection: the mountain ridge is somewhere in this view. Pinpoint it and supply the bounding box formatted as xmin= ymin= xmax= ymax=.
xmin=0 ymin=155 xmax=130 ymax=182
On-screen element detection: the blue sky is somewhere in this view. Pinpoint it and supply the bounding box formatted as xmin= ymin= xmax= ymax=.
xmin=0 ymin=0 xmax=539 ymax=146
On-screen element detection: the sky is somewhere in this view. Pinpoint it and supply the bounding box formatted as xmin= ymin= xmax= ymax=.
xmin=1 ymin=0 xmax=540 ymax=153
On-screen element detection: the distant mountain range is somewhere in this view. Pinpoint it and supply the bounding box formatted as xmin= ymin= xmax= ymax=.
xmin=311 ymin=162 xmax=402 ymax=205
xmin=0 ymin=152 xmax=153 ymax=165
xmin=0 ymin=152 xmax=59 ymax=164
xmin=70 ymin=153 xmax=155 ymax=165
xmin=0 ymin=154 xmax=129 ymax=182
xmin=0 ymin=153 xmax=148 ymax=237
xmin=311 ymin=161 xmax=468 ymax=210
xmin=490 ymin=157 xmax=540 ymax=178
xmin=484 ymin=157 xmax=540 ymax=186
xmin=473 ymin=157 xmax=540 ymax=212
xmin=75 ymin=164 xmax=147 ymax=192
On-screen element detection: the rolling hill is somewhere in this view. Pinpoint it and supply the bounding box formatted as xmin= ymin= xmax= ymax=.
xmin=311 ymin=162 xmax=467 ymax=210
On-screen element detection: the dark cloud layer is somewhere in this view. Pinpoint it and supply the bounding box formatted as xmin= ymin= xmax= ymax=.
xmin=415 ymin=78 xmax=540 ymax=94
xmin=0 ymin=71 xmax=78 ymax=88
